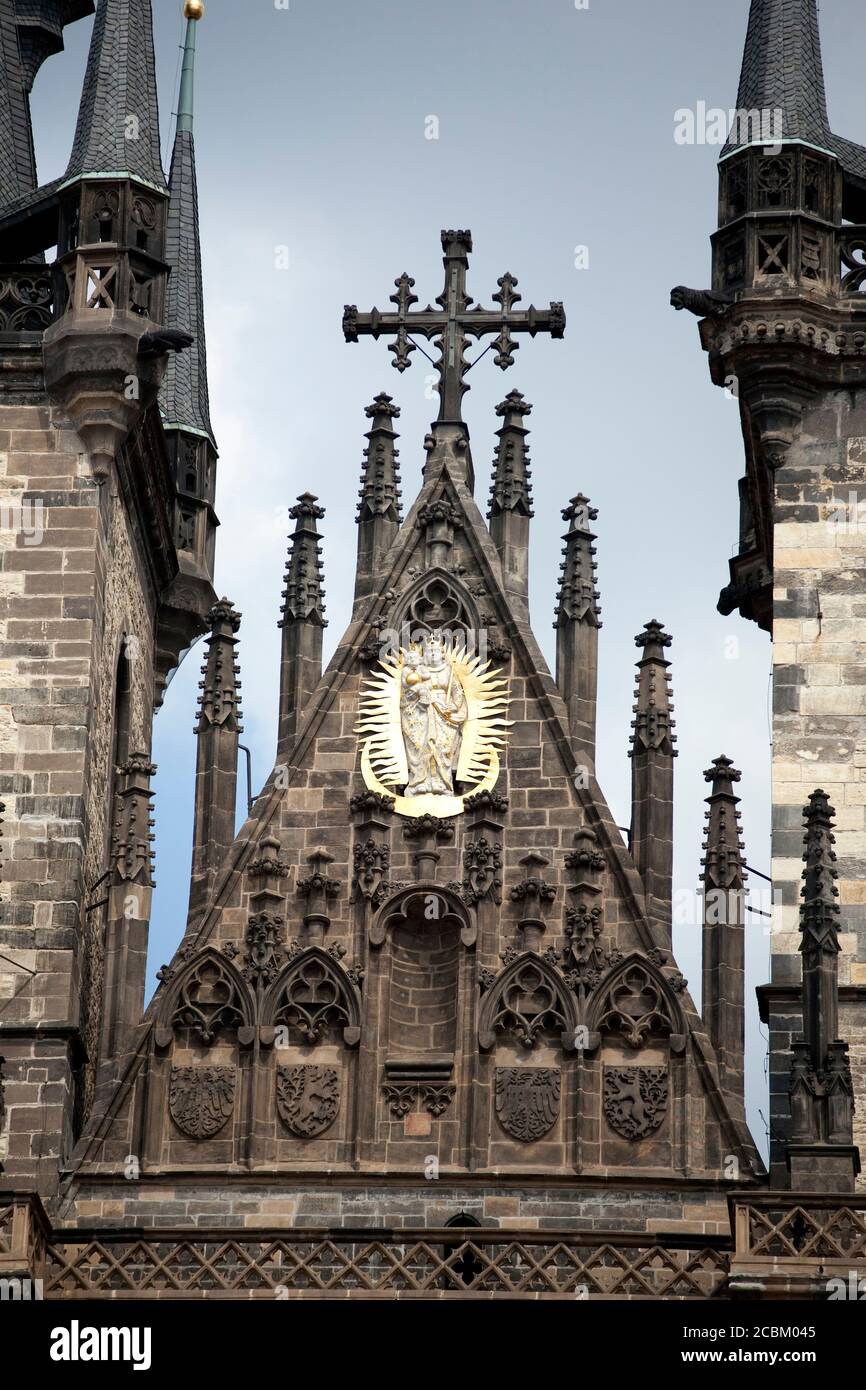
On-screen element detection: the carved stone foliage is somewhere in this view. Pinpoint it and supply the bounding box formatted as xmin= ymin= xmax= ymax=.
xmin=276 ymin=1065 xmax=340 ymax=1138
xmin=165 ymin=951 xmax=249 ymax=1046
xmin=494 ymin=1067 xmax=560 ymax=1142
xmin=463 ymin=835 xmax=502 ymax=904
xmin=373 ymin=886 xmax=475 ymax=949
xmin=353 ymin=838 xmax=391 ymax=906
xmin=478 ymin=954 xmax=577 ymax=1051
xmin=243 ymin=912 xmax=285 ymax=986
xmin=603 ymin=1067 xmax=668 ymax=1141
xmin=383 ymin=1083 xmax=456 ymax=1117
xmin=590 ymin=956 xmax=684 ymax=1053
xmin=265 ymin=948 xmax=361 ymax=1047
xmin=169 ymin=1065 xmax=236 ymax=1140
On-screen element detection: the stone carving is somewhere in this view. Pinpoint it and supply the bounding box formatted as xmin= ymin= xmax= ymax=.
xmin=169 ymin=1065 xmax=236 ymax=1140
xmin=242 ymin=912 xmax=285 ymax=986
xmin=463 ymin=835 xmax=502 ymax=904
xmin=603 ymin=1067 xmax=668 ymax=1140
xmin=357 ymin=635 xmax=509 ymax=817
xmin=276 ymin=1065 xmax=340 ymax=1138
xmin=494 ymin=1068 xmax=560 ymax=1142
xmin=593 ymin=958 xmax=678 ymax=1051
xmin=168 ymin=952 xmax=247 ymax=1045
xmin=480 ymin=955 xmax=571 ymax=1049
xmin=353 ymin=838 xmax=391 ymax=905
xmin=383 ymin=1082 xmax=455 ymax=1117
xmin=270 ymin=949 xmax=361 ymax=1046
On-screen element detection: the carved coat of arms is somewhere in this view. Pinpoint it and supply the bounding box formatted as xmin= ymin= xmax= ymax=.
xmin=494 ymin=1067 xmax=560 ymax=1142
xmin=603 ymin=1066 xmax=668 ymax=1140
xmin=276 ymin=1065 xmax=340 ymax=1138
xmin=169 ymin=1065 xmax=236 ymax=1140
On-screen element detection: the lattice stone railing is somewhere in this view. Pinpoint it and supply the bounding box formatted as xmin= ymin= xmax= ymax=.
xmin=43 ymin=1230 xmax=730 ymax=1300
xmin=729 ymin=1195 xmax=866 ymax=1297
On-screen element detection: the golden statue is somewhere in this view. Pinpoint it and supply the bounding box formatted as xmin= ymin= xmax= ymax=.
xmin=357 ymin=634 xmax=510 ymax=817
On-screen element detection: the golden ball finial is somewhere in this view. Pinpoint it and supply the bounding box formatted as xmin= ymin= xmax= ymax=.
xmin=184 ymin=0 xmax=204 ymax=19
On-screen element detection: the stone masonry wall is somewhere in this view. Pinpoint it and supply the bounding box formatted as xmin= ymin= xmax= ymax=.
xmin=0 ymin=400 xmax=155 ymax=1188
xmin=771 ymin=386 xmax=866 ymax=1185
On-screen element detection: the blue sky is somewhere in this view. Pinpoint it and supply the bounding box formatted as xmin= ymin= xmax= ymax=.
xmin=28 ymin=1 xmax=866 ymax=1153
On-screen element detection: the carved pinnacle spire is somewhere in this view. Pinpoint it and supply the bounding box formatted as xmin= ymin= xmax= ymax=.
xmin=701 ymin=756 xmax=747 ymax=1114
xmin=629 ymin=621 xmax=676 ymax=944
xmin=358 ymin=393 xmax=402 ymax=524
xmin=701 ymin=756 xmax=746 ymax=892
xmin=280 ymin=494 xmax=327 ymax=629
xmin=196 ymin=599 xmax=242 ymax=733
xmin=555 ymin=495 xmax=601 ymax=629
xmin=630 ymin=621 xmax=677 ymax=757
xmin=800 ymin=788 xmax=841 ymax=955
xmin=488 ymin=390 xmax=533 ymax=519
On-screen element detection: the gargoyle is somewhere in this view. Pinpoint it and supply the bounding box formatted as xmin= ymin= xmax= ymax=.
xmin=669 ymin=286 xmax=732 ymax=318
xmin=138 ymin=328 xmax=194 ymax=358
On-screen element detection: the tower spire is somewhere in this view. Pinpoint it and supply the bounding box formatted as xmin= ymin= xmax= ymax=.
xmin=65 ymin=0 xmax=165 ymax=188
xmin=722 ymin=0 xmax=830 ymax=156
xmin=354 ymin=393 xmax=402 ymax=604
xmin=161 ymin=1 xmax=218 ymax=576
xmin=278 ymin=494 xmax=327 ymax=752
xmin=488 ymin=390 xmax=532 ymax=609
xmin=554 ymin=494 xmax=600 ymax=774
xmin=629 ymin=620 xmax=677 ymax=945
xmin=700 ymin=756 xmax=747 ymax=1115
xmin=189 ymin=598 xmax=242 ymax=918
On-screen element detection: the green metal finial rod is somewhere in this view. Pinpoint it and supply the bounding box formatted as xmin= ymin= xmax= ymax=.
xmin=177 ymin=12 xmax=199 ymax=137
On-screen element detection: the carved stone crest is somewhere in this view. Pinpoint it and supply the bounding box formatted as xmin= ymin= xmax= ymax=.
xmin=494 ymin=1067 xmax=560 ymax=1142
xmin=276 ymin=1065 xmax=340 ymax=1138
xmin=603 ymin=1066 xmax=668 ymax=1140
xmin=169 ymin=1065 xmax=236 ymax=1139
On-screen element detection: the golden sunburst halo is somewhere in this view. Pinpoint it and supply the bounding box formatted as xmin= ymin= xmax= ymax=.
xmin=356 ymin=637 xmax=511 ymax=817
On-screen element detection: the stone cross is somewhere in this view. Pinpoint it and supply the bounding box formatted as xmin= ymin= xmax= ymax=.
xmin=343 ymin=229 xmax=565 ymax=423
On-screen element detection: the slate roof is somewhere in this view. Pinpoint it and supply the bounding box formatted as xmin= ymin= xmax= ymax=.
xmin=160 ymin=125 xmax=214 ymax=446
xmin=722 ymin=0 xmax=866 ymax=191
xmin=0 ymin=0 xmax=37 ymax=207
xmin=66 ymin=0 xmax=165 ymax=188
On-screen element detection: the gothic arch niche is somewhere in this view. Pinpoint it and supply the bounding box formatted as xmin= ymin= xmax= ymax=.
xmin=478 ymin=952 xmax=576 ymax=1164
xmin=260 ymin=948 xmax=362 ymax=1161
xmin=369 ymin=887 xmax=474 ymax=1158
xmin=145 ymin=949 xmax=254 ymax=1169
xmin=393 ymin=568 xmax=480 ymax=649
xmin=586 ymin=953 xmax=685 ymax=1166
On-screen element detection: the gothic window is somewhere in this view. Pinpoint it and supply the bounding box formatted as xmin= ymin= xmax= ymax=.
xmin=756 ymin=156 xmax=794 ymax=209
xmin=478 ymin=953 xmax=578 ymax=1051
xmin=395 ymin=569 xmax=479 ymax=647
xmin=263 ymin=948 xmax=361 ymax=1047
xmin=588 ymin=954 xmax=684 ymax=1052
xmin=159 ymin=949 xmax=253 ymax=1047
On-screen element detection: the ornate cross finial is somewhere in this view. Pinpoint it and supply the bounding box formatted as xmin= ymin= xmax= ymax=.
xmin=343 ymin=230 xmax=565 ymax=423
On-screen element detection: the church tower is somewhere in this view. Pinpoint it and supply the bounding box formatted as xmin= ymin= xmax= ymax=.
xmin=0 ymin=0 xmax=216 ymax=1189
xmin=673 ymin=0 xmax=866 ymax=1184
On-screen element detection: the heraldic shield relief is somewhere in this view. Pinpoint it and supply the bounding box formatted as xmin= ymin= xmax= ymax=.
xmin=495 ymin=1068 xmax=561 ymax=1142
xmin=356 ymin=633 xmax=511 ymax=817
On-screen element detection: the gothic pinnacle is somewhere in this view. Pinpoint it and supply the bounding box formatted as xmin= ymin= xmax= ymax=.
xmin=800 ymin=789 xmax=841 ymax=952
xmin=701 ymin=756 xmax=746 ymax=892
xmin=195 ymin=599 xmax=242 ymax=732
xmin=630 ymin=620 xmax=677 ymax=757
xmin=280 ymin=494 xmax=327 ymax=628
xmin=555 ymin=495 xmax=601 ymax=629
xmin=358 ymin=393 xmax=402 ymax=523
xmin=488 ymin=390 xmax=533 ymax=521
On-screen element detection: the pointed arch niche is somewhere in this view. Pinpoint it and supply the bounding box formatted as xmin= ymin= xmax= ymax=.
xmin=364 ymin=886 xmax=476 ymax=1163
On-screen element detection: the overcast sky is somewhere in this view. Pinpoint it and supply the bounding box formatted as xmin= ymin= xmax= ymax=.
xmin=28 ymin=1 xmax=866 ymax=1154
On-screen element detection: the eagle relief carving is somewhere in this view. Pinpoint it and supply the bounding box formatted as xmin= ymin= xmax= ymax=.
xmin=169 ymin=1065 xmax=236 ymax=1140
xmin=356 ymin=633 xmax=510 ymax=817
xmin=494 ymin=1067 xmax=560 ymax=1142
